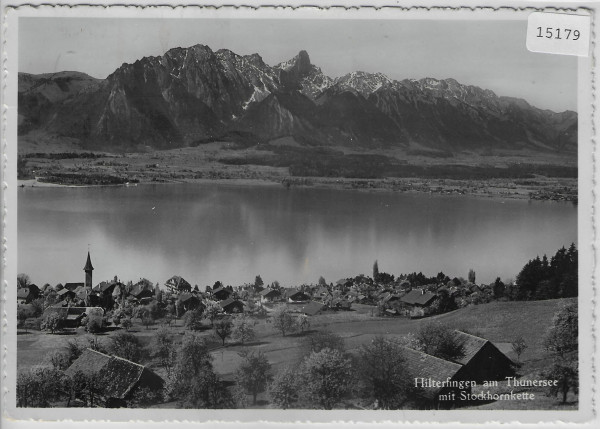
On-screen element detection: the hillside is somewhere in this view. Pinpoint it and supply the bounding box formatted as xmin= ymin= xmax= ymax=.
xmin=18 ymin=45 xmax=577 ymax=154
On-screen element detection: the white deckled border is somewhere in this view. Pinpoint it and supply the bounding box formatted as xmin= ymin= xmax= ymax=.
xmin=0 ymin=1 xmax=597 ymax=427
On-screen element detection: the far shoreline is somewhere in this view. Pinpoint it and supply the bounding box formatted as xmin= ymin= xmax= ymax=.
xmin=17 ymin=175 xmax=578 ymax=204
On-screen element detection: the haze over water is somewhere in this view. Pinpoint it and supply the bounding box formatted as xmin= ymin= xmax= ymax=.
xmin=18 ymin=184 xmax=577 ymax=288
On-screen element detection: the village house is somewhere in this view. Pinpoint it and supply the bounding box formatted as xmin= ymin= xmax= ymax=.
xmin=63 ymin=282 xmax=84 ymax=292
xmin=284 ymin=288 xmax=311 ymax=303
xmin=165 ymin=275 xmax=192 ymax=293
xmin=56 ymin=287 xmax=76 ymax=303
xmin=17 ymin=285 xmax=40 ymax=304
xmin=219 ymin=297 xmax=244 ymax=314
xmin=177 ymin=292 xmax=203 ymax=313
xmin=212 ymin=286 xmax=232 ymax=301
xmin=65 ymin=348 xmax=164 ymax=408
xmin=399 ymin=289 xmax=437 ymax=318
xmin=259 ymin=288 xmax=281 ymax=303
xmin=42 ymin=306 xmax=104 ymax=328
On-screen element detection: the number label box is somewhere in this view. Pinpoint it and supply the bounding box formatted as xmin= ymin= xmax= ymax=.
xmin=527 ymin=12 xmax=591 ymax=57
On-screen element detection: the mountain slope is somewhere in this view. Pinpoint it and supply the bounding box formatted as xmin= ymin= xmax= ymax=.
xmin=18 ymin=45 xmax=577 ymax=153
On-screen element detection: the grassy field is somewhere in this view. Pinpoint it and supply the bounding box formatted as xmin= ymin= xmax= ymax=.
xmin=17 ymin=298 xmax=577 ymax=409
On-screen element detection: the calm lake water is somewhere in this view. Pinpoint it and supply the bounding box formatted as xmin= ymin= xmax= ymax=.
xmin=18 ymin=183 xmax=577 ymax=288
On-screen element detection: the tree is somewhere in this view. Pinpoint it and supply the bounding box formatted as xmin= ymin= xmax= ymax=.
xmin=184 ymin=307 xmax=204 ymax=331
xmin=492 ymin=277 xmax=506 ymax=299
xmin=87 ymin=315 xmax=103 ymax=333
xmin=373 ymin=260 xmax=379 ymax=281
xmin=511 ymin=336 xmax=528 ymax=363
xmin=235 ymin=350 xmax=272 ymax=405
xmin=214 ymin=318 xmax=233 ymax=346
xmin=544 ymin=361 xmax=579 ymax=404
xmin=16 ymin=367 xmax=66 ymax=407
xmin=152 ymin=326 xmax=176 ymax=378
xmin=542 ymin=301 xmax=578 ymax=403
xmin=254 ymin=275 xmax=264 ymax=290
xmin=296 ymin=314 xmax=310 ymax=334
xmin=318 ymin=276 xmax=327 ymax=286
xmin=415 ymin=323 xmax=465 ymax=362
xmin=17 ymin=273 xmax=31 ymax=289
xmin=17 ymin=308 xmax=29 ymax=330
xmin=269 ymin=366 xmax=299 ymax=409
xmin=468 ymin=269 xmax=476 ymax=284
xmin=301 ymin=348 xmax=353 ymax=409
xmin=232 ymin=315 xmax=256 ymax=344
xmin=203 ymin=300 xmax=221 ymax=326
xmin=42 ymin=312 xmax=63 ymax=334
xmin=121 ymin=317 xmax=133 ymax=331
xmin=170 ymin=333 xmax=234 ymax=408
xmin=46 ymin=349 xmax=71 ymax=371
xmin=272 ymin=307 xmax=296 ymax=337
xmin=360 ymin=337 xmax=412 ymax=409
xmin=110 ymin=331 xmax=146 ymax=363
xmin=543 ymin=301 xmax=578 ymax=358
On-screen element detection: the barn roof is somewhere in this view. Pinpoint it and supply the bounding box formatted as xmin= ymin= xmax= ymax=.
xmin=65 ymin=348 xmax=111 ymax=378
xmin=57 ymin=288 xmax=75 ymax=297
xmin=166 ymin=275 xmax=191 ymax=291
xmin=400 ymin=289 xmax=437 ymax=306
xmin=452 ymin=330 xmax=513 ymax=366
xmin=65 ymin=349 xmax=163 ymax=400
xmin=300 ymin=301 xmax=325 ymax=316
xmin=401 ymin=346 xmax=464 ymax=399
xmin=64 ymin=282 xmax=84 ymax=291
xmin=177 ymin=292 xmax=200 ymax=303
xmin=219 ymin=298 xmax=244 ymax=309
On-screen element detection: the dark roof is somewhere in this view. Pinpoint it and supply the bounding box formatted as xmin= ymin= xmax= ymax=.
xmin=284 ymin=288 xmax=310 ymax=300
xmin=57 ymin=288 xmax=75 ymax=296
xmin=84 ymin=251 xmax=94 ymax=271
xmin=65 ymin=349 xmax=163 ymax=400
xmin=64 ymin=282 xmax=84 ymax=291
xmin=300 ymin=301 xmax=325 ymax=316
xmin=99 ymin=356 xmax=146 ymax=399
xmin=219 ymin=298 xmax=244 ymax=309
xmin=130 ymin=282 xmax=153 ymax=298
xmin=452 ymin=330 xmax=511 ymax=366
xmin=401 ymin=346 xmax=464 ymax=399
xmin=212 ymin=286 xmax=230 ymax=295
xmin=165 ymin=275 xmax=191 ymax=291
xmin=177 ymin=292 xmax=200 ymax=303
xmin=94 ymin=281 xmax=119 ymax=293
xmin=400 ymin=289 xmax=437 ymax=306
xmin=65 ymin=349 xmax=111 ymax=378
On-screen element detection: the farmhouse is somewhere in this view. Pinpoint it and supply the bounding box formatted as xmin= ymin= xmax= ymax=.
xmin=17 ymin=286 xmax=39 ymax=304
xmin=219 ymin=298 xmax=244 ymax=314
xmin=177 ymin=292 xmax=203 ymax=312
xmin=56 ymin=288 xmax=76 ymax=302
xmin=451 ymin=330 xmax=515 ymax=382
xmin=212 ymin=286 xmax=232 ymax=301
xmin=259 ymin=288 xmax=281 ymax=303
xmin=165 ymin=275 xmax=192 ymax=293
xmin=65 ymin=348 xmax=164 ymax=408
xmin=400 ymin=289 xmax=437 ymax=318
xmin=64 ymin=282 xmax=84 ymax=292
xmin=284 ymin=288 xmax=311 ymax=303
xmin=42 ymin=306 xmax=104 ymax=328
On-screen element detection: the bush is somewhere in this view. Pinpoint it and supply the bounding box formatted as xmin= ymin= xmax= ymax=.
xmin=184 ymin=307 xmax=204 ymax=331
xmin=87 ymin=316 xmax=103 ymax=333
xmin=301 ymin=348 xmax=353 ymax=409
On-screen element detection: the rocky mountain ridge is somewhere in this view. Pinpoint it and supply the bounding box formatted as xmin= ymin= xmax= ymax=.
xmin=18 ymin=44 xmax=577 ymax=153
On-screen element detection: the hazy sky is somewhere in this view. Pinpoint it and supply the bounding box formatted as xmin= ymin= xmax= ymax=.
xmin=19 ymin=18 xmax=577 ymax=112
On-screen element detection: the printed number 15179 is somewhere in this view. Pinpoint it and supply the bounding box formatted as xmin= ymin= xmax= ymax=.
xmin=536 ymin=27 xmax=580 ymax=40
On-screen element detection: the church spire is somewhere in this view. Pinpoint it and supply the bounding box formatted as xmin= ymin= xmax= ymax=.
xmin=84 ymin=251 xmax=94 ymax=289
xmin=84 ymin=251 xmax=94 ymax=271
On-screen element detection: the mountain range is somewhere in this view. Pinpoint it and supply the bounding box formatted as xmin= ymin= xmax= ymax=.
xmin=18 ymin=44 xmax=577 ymax=153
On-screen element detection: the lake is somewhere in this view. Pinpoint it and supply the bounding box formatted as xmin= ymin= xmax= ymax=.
xmin=18 ymin=183 xmax=577 ymax=288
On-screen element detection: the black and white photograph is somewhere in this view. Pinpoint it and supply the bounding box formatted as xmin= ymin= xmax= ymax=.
xmin=2 ymin=2 xmax=594 ymax=422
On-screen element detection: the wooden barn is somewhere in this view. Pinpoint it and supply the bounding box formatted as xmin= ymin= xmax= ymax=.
xmin=284 ymin=288 xmax=311 ymax=303
xmin=401 ymin=346 xmax=472 ymax=409
xmin=177 ymin=292 xmax=203 ymax=312
xmin=259 ymin=288 xmax=281 ymax=303
xmin=451 ymin=330 xmax=515 ymax=382
xmin=299 ymin=300 xmax=325 ymax=316
xmin=212 ymin=286 xmax=232 ymax=301
xmin=219 ymin=298 xmax=244 ymax=314
xmin=399 ymin=289 xmax=437 ymax=318
xmin=65 ymin=348 xmax=164 ymax=408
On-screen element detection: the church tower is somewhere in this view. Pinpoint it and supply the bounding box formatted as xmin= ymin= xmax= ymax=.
xmin=84 ymin=251 xmax=94 ymax=289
